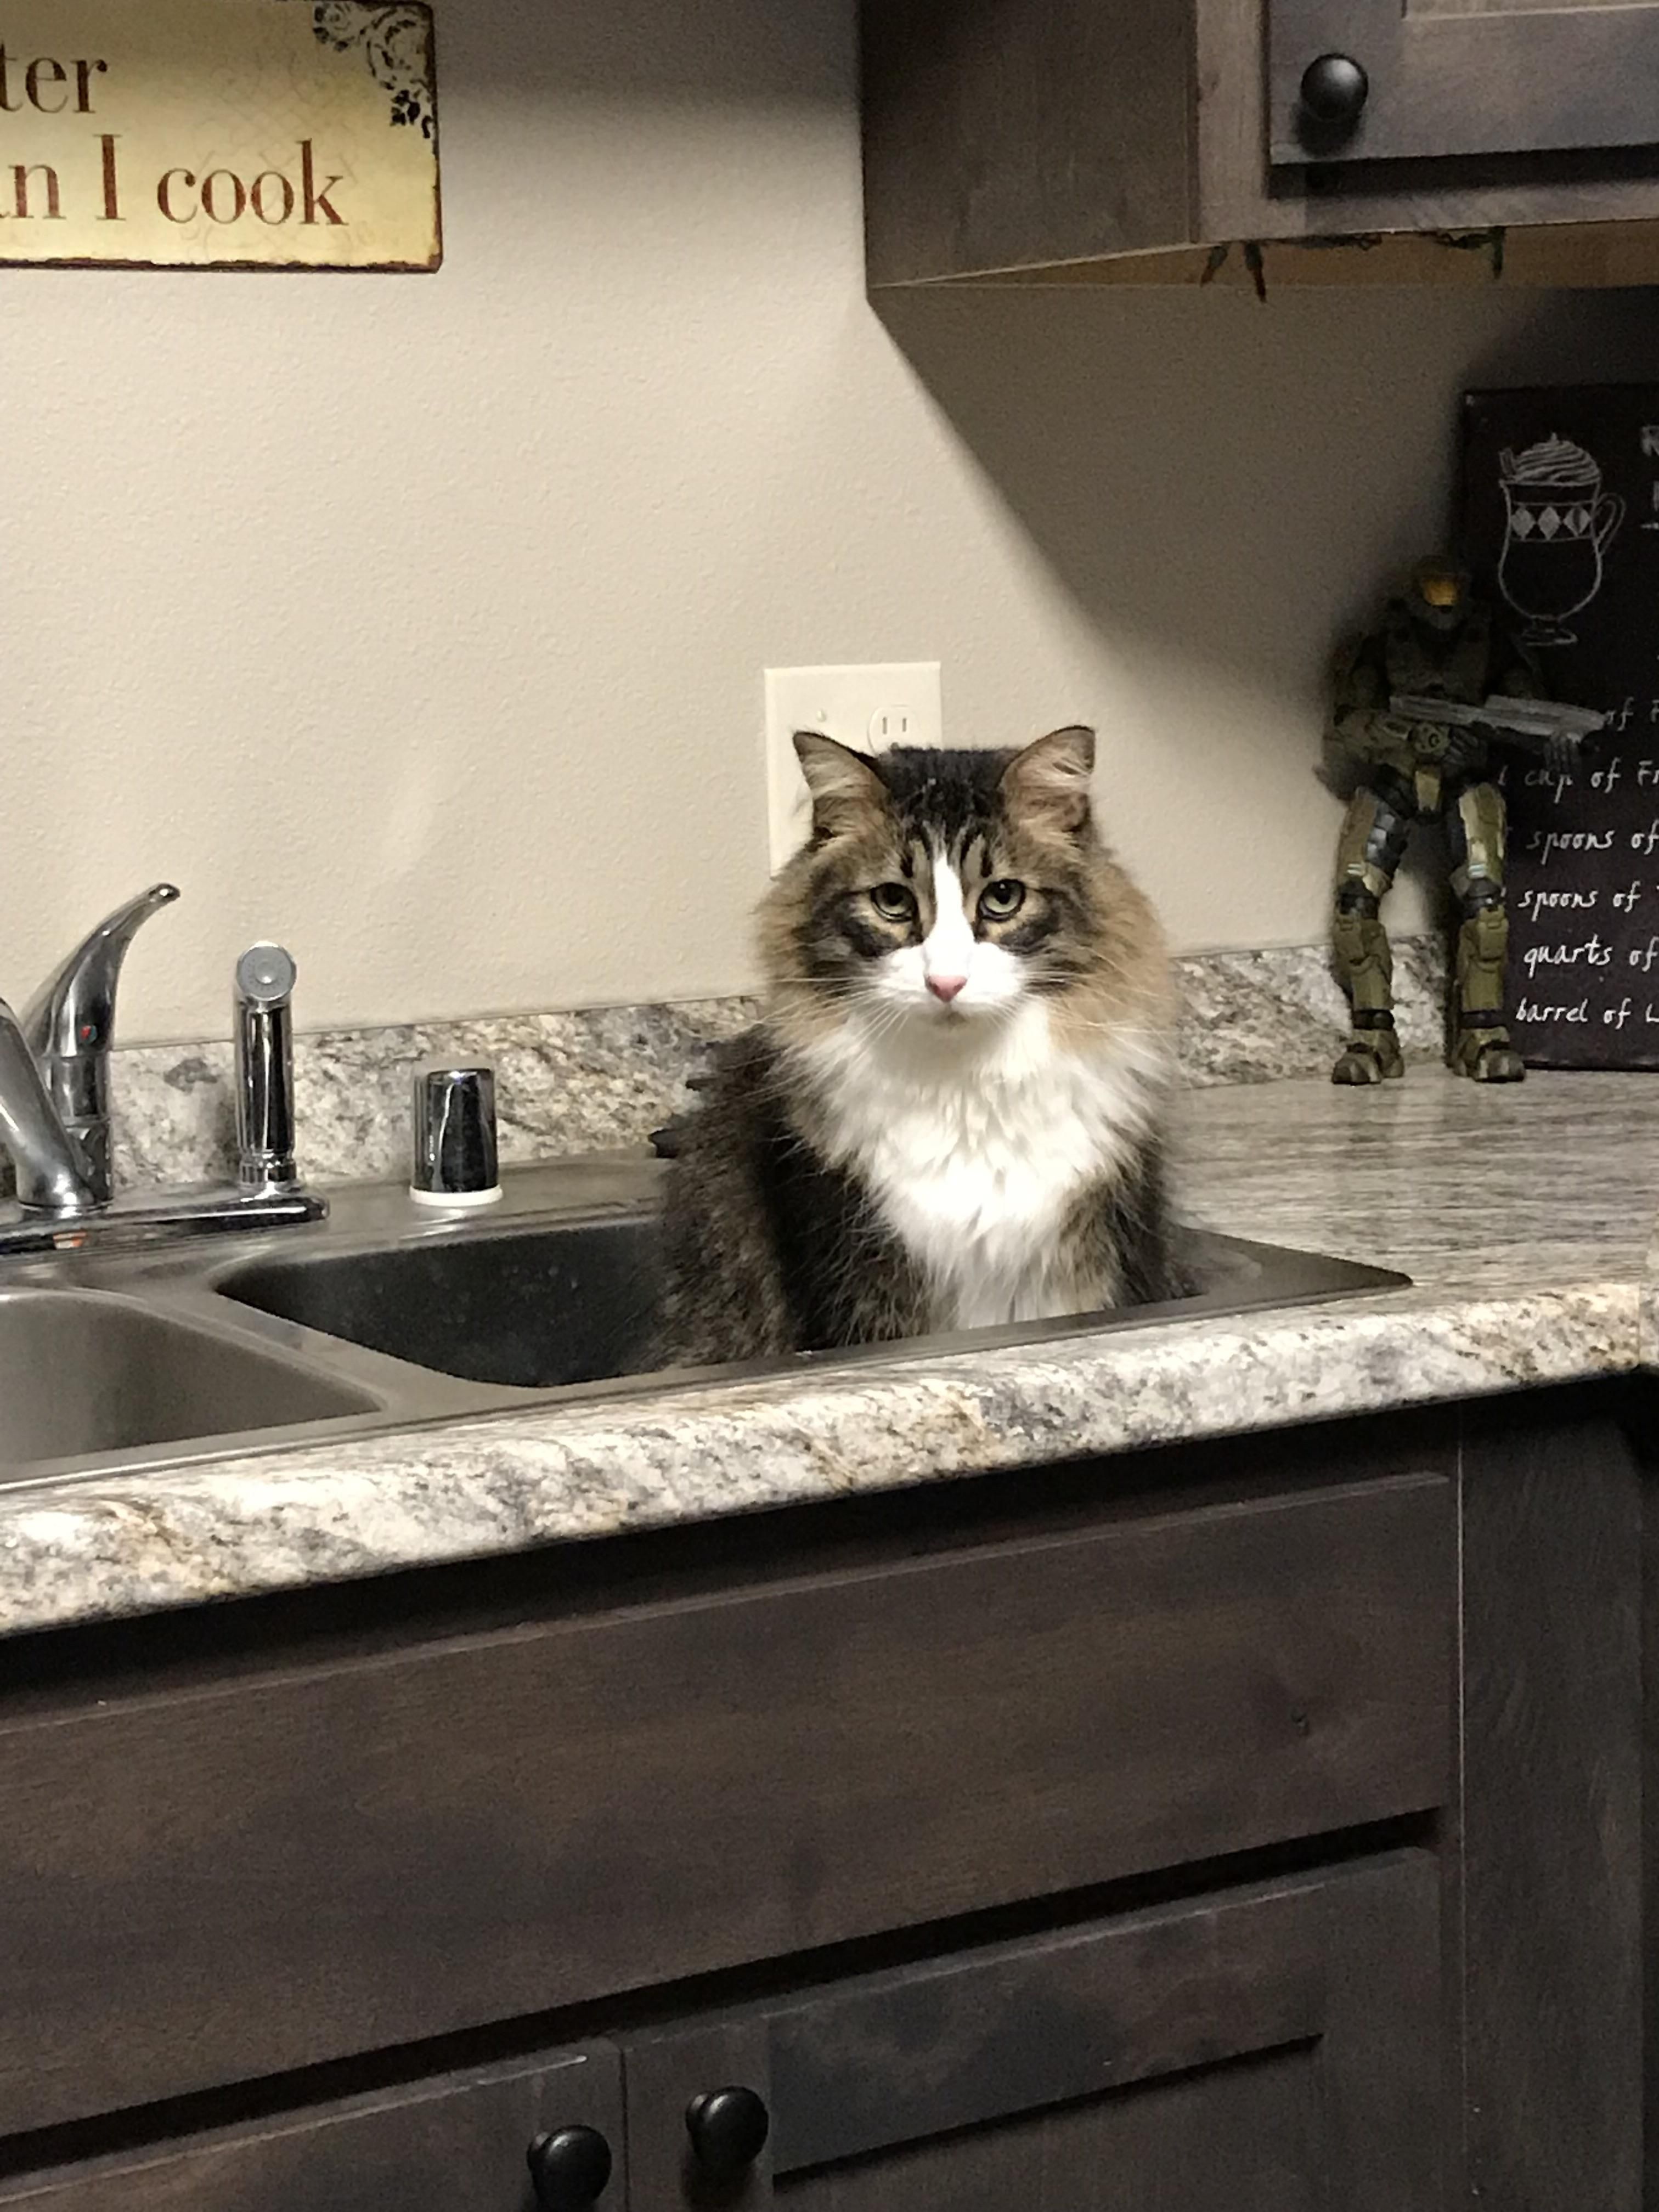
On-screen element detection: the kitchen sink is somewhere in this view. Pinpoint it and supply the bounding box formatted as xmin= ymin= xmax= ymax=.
xmin=220 ymin=1216 xmax=664 ymax=1390
xmin=0 ymin=1289 xmax=377 ymax=1472
xmin=212 ymin=1189 xmax=1404 ymax=1392
xmin=0 ymin=1155 xmax=1409 ymax=1486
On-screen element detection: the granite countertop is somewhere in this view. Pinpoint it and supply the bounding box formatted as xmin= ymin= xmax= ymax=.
xmin=4 ymin=1067 xmax=1657 ymax=1642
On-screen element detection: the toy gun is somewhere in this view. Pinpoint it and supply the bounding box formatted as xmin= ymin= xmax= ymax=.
xmin=1390 ymin=691 xmax=1608 ymax=758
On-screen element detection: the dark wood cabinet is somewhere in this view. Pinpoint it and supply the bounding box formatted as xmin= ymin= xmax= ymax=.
xmin=0 ymin=1391 xmax=1647 ymax=2212
xmin=0 ymin=1471 xmax=1448 ymax=2139
xmin=623 ymin=1854 xmax=1442 ymax=2211
xmin=0 ymin=2046 xmax=627 ymax=2212
xmin=0 ymin=1861 xmax=1440 ymax=2212
xmin=864 ymin=0 xmax=1659 ymax=289
xmin=1268 ymin=0 xmax=1659 ymax=166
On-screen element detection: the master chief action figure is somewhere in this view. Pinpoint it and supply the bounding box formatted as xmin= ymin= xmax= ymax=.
xmin=1327 ymin=554 xmax=1601 ymax=1087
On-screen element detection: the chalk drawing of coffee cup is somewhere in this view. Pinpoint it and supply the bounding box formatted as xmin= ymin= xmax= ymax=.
xmin=1497 ymin=433 xmax=1624 ymax=646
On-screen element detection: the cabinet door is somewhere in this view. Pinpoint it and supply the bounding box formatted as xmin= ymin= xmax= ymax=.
xmin=1268 ymin=0 xmax=1659 ymax=164
xmin=0 ymin=2045 xmax=624 ymax=2212
xmin=622 ymin=1853 xmax=1441 ymax=2212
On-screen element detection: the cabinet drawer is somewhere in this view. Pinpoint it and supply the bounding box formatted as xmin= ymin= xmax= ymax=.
xmin=0 ymin=1472 xmax=1451 ymax=2136
xmin=1267 ymin=0 xmax=1659 ymax=167
xmin=0 ymin=2046 xmax=624 ymax=2212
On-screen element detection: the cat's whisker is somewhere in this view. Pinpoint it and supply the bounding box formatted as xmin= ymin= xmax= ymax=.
xmin=1038 ymin=1013 xmax=1166 ymax=1040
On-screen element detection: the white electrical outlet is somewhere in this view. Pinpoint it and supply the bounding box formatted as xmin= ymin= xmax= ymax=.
xmin=764 ymin=662 xmax=943 ymax=871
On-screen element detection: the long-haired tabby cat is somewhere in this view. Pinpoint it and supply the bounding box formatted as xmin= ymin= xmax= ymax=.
xmin=655 ymin=726 xmax=1181 ymax=1364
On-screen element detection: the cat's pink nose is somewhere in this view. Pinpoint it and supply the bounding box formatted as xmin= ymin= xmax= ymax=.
xmin=927 ymin=974 xmax=967 ymax=1003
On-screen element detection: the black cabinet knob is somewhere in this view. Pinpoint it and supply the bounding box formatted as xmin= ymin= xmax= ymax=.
xmin=1299 ymin=53 xmax=1369 ymax=128
xmin=527 ymin=2126 xmax=613 ymax=2209
xmin=685 ymin=2086 xmax=770 ymax=2179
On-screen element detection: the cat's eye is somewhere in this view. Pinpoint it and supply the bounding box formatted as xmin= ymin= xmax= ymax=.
xmin=868 ymin=883 xmax=916 ymax=922
xmin=979 ymin=879 xmax=1027 ymax=921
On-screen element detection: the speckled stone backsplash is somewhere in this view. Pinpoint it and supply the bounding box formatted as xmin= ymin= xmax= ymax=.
xmin=1175 ymin=934 xmax=1449 ymax=1087
xmin=109 ymin=998 xmax=763 ymax=1193
xmin=103 ymin=936 xmax=1451 ymax=1194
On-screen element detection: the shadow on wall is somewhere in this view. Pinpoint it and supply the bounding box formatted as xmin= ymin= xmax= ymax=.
xmin=874 ymin=282 xmax=1659 ymax=702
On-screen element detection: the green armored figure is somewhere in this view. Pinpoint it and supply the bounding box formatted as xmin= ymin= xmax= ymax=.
xmin=1327 ymin=555 xmax=1602 ymax=1087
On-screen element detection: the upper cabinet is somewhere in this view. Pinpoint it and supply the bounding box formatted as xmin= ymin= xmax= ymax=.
xmin=1268 ymin=0 xmax=1659 ymax=167
xmin=862 ymin=0 xmax=1659 ymax=290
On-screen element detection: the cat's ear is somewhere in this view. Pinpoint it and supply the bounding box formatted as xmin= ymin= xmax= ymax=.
xmin=794 ymin=732 xmax=886 ymax=835
xmin=1002 ymin=726 xmax=1096 ymax=834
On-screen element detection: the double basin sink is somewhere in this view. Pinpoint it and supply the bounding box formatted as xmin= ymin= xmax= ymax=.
xmin=0 ymin=1156 xmax=1406 ymax=1488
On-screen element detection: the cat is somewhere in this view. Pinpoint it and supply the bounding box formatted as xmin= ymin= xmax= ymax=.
xmin=653 ymin=725 xmax=1182 ymax=1365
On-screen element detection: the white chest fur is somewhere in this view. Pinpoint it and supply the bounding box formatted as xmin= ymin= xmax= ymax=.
xmin=798 ymin=1002 xmax=1164 ymax=1331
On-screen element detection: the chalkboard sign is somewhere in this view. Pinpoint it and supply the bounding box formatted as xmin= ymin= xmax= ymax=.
xmin=1461 ymin=385 xmax=1659 ymax=1069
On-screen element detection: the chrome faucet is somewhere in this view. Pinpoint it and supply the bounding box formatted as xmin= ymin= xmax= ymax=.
xmin=0 ymin=889 xmax=326 ymax=1255
xmin=0 ymin=1002 xmax=99 ymax=1217
xmin=18 ymin=882 xmax=179 ymax=1209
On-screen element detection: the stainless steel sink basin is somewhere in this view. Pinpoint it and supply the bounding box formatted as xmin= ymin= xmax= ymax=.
xmin=211 ymin=1187 xmax=1404 ymax=1393
xmin=0 ymin=1154 xmax=1409 ymax=1487
xmin=0 ymin=1289 xmax=377 ymax=1474
xmin=219 ymin=1217 xmax=664 ymax=1390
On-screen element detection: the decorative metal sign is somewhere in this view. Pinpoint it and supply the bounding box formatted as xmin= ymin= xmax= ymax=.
xmin=0 ymin=2 xmax=438 ymax=270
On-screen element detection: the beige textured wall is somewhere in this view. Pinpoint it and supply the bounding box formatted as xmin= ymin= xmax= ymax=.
xmin=3 ymin=0 xmax=1654 ymax=1041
